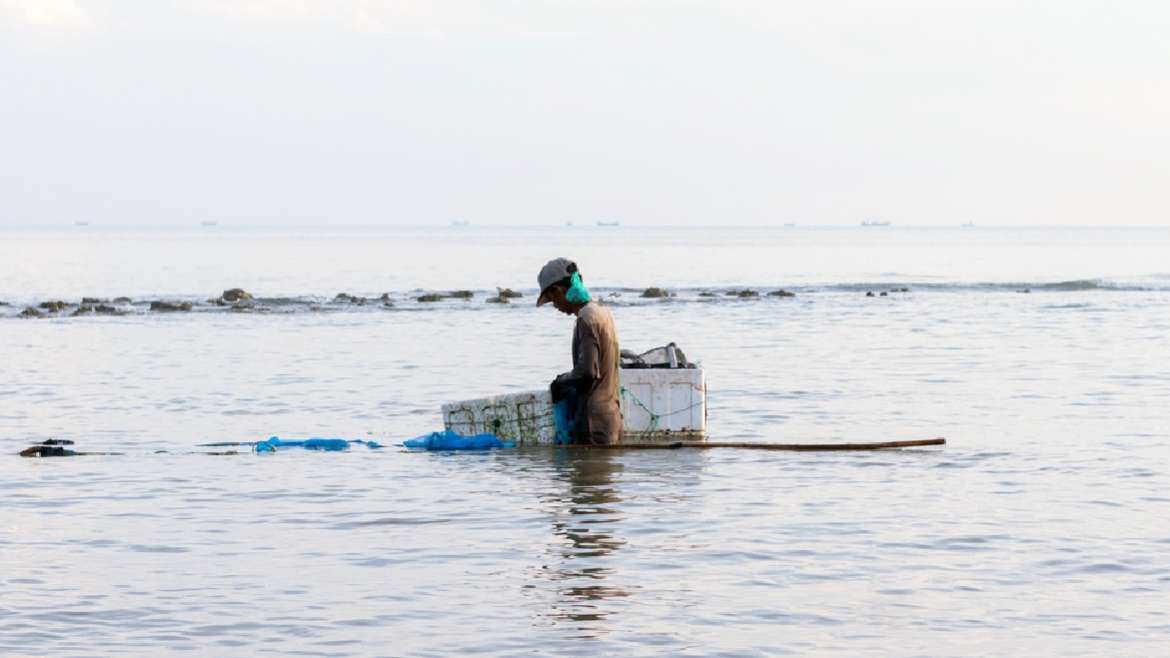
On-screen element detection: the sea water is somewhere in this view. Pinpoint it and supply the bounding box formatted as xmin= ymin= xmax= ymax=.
xmin=2 ymin=225 xmax=1168 ymax=657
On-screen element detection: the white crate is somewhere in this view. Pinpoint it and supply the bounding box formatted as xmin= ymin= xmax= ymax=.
xmin=441 ymin=368 xmax=707 ymax=445
xmin=442 ymin=390 xmax=557 ymax=445
xmin=619 ymin=367 xmax=707 ymax=441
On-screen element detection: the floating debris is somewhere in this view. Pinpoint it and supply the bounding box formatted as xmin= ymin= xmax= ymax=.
xmin=333 ymin=292 xmax=367 ymax=305
xmin=768 ymin=289 xmax=796 ymax=297
xmin=497 ymin=288 xmax=523 ymax=299
xmin=18 ymin=438 xmax=122 ymax=458
xmin=417 ymin=293 xmax=444 ymax=303
xmin=71 ymin=304 xmax=120 ymax=316
xmin=20 ymin=307 xmax=42 ymax=318
xmin=39 ymin=300 xmax=67 ymax=312
xmin=150 ymin=301 xmax=192 ymax=312
xmin=221 ymin=288 xmax=253 ymax=302
xmin=641 ymin=287 xmax=672 ymax=298
xmin=726 ymin=289 xmax=759 ymax=298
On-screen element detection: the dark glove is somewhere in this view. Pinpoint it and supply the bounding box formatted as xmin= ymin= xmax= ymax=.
xmin=550 ymin=373 xmax=574 ymax=403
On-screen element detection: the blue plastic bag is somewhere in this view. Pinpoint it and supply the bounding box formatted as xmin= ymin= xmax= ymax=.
xmin=553 ymin=398 xmax=575 ymax=445
xmin=402 ymin=429 xmax=516 ymax=451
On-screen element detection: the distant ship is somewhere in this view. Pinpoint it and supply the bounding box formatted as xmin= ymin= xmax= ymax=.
xmin=200 ymin=220 xmax=218 ymax=227
xmin=783 ymin=222 xmax=797 ymax=227
xmin=960 ymin=222 xmax=975 ymax=228
xmin=451 ymin=219 xmax=470 ymax=227
xmin=74 ymin=221 xmax=90 ymax=226
xmin=861 ymin=220 xmax=891 ymax=227
xmin=597 ymin=220 xmax=620 ymax=227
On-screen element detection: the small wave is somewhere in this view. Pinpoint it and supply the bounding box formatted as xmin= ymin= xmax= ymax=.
xmin=828 ymin=278 xmax=1168 ymax=293
xmin=1030 ymin=279 xmax=1105 ymax=291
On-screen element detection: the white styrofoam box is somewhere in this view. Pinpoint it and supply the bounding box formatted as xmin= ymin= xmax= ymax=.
xmin=442 ymin=390 xmax=556 ymax=445
xmin=619 ymin=367 xmax=706 ymax=441
xmin=441 ymin=368 xmax=707 ymax=445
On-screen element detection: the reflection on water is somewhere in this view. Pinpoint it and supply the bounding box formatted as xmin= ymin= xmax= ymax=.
xmin=541 ymin=450 xmax=628 ymax=630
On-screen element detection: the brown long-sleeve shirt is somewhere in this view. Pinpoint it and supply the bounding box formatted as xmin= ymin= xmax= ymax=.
xmin=567 ymin=301 xmax=623 ymax=444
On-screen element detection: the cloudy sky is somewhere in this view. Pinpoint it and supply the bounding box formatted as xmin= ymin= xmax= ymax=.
xmin=1 ymin=1 xmax=1167 ymax=226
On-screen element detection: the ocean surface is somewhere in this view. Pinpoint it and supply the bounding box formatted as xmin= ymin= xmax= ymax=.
xmin=2 ymin=224 xmax=1169 ymax=657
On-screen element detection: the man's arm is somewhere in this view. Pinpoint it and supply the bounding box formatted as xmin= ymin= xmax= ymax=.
xmin=551 ymin=318 xmax=601 ymax=400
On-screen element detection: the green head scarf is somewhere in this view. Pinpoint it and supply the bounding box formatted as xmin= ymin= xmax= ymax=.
xmin=565 ymin=271 xmax=591 ymax=304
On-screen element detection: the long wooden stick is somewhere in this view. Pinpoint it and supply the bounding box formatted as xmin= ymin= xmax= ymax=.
xmin=564 ymin=437 xmax=946 ymax=451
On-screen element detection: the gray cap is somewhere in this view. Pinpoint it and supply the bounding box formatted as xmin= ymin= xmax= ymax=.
xmin=537 ymin=257 xmax=575 ymax=306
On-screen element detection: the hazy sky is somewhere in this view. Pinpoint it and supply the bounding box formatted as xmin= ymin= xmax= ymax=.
xmin=2 ymin=1 xmax=1167 ymax=226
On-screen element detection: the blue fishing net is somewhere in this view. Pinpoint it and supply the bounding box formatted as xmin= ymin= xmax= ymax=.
xmin=401 ymin=429 xmax=516 ymax=451
xmin=254 ymin=437 xmax=383 ymax=453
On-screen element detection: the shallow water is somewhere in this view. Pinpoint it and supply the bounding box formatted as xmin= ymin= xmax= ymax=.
xmin=3 ymin=225 xmax=1169 ymax=656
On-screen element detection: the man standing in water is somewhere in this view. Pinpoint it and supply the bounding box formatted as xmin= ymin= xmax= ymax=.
xmin=537 ymin=258 xmax=623 ymax=445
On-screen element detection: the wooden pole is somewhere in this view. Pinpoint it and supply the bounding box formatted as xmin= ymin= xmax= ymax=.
xmin=564 ymin=437 xmax=946 ymax=451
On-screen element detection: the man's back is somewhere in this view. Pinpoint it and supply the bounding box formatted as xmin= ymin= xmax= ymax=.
xmin=572 ymin=302 xmax=623 ymax=443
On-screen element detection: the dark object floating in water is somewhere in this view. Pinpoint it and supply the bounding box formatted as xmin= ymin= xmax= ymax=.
xmin=21 ymin=445 xmax=76 ymax=457
xmin=726 ymin=289 xmax=759 ymax=298
xmin=866 ymin=291 xmax=875 ymax=297
xmin=448 ymin=290 xmax=474 ymax=299
xmin=19 ymin=439 xmax=123 ymax=457
xmin=698 ymin=291 xmax=717 ymax=298
xmin=1018 ymin=289 xmax=1031 ymax=294
xmin=487 ymin=287 xmax=522 ymax=304
xmin=221 ymin=288 xmax=252 ymax=303
xmin=641 ymin=287 xmax=671 ymax=299
xmin=880 ymin=291 xmax=888 ymax=297
xmin=417 ymin=293 xmax=444 ymax=303
xmin=39 ymin=300 xmax=67 ymax=312
xmin=71 ymin=304 xmax=120 ymax=316
xmin=768 ymin=289 xmax=796 ymax=297
xmin=20 ymin=307 xmax=42 ymax=318
xmin=333 ymin=292 xmax=367 ymax=305
xmin=575 ymin=438 xmax=946 ymax=451
xmin=113 ymin=296 xmax=132 ymax=303
xmin=81 ymin=297 xmax=106 ymax=304
xmin=150 ymin=301 xmax=193 ymax=312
